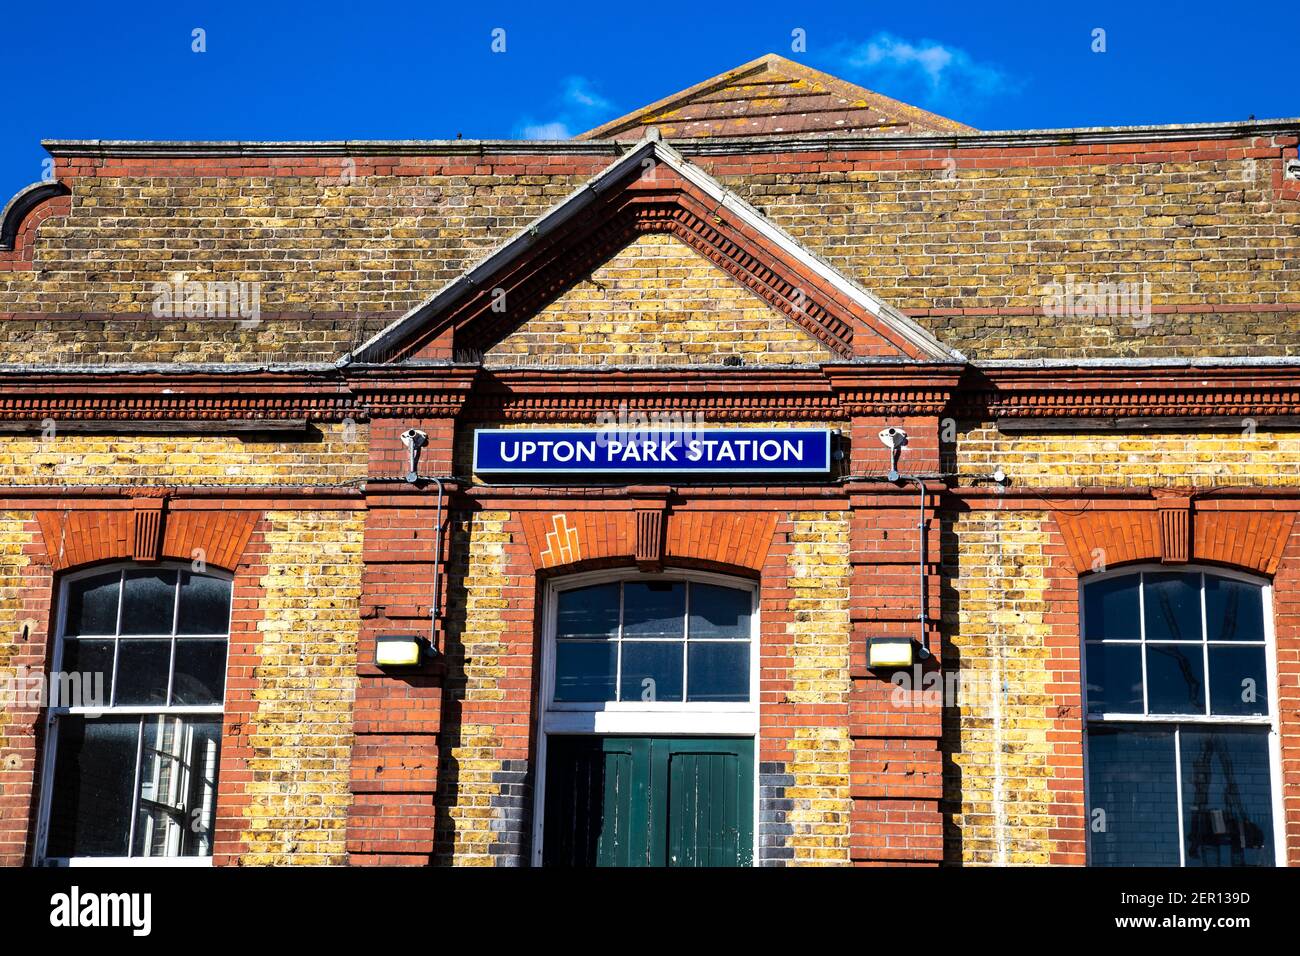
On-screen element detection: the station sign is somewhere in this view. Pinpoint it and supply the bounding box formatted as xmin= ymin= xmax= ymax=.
xmin=473 ymin=428 xmax=832 ymax=478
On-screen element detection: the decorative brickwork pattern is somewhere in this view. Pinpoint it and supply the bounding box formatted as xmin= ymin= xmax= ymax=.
xmin=483 ymin=234 xmax=834 ymax=367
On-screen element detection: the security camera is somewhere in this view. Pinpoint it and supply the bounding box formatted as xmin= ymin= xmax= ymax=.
xmin=399 ymin=428 xmax=428 ymax=450
xmin=399 ymin=428 xmax=428 ymax=483
xmin=878 ymin=426 xmax=908 ymax=450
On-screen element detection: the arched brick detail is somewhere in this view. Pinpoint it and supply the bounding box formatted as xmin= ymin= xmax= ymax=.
xmin=519 ymin=508 xmax=778 ymax=573
xmin=0 ymin=182 xmax=71 ymax=272
xmin=665 ymin=511 xmax=778 ymax=571
xmin=35 ymin=506 xmax=260 ymax=573
xmin=1054 ymin=505 xmax=1294 ymax=577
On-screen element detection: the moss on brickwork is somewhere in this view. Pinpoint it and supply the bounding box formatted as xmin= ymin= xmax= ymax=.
xmin=483 ymin=234 xmax=832 ymax=367
xmin=0 ymin=424 xmax=368 ymax=486
xmin=436 ymin=509 xmax=516 ymax=866
xmin=958 ymin=424 xmax=1300 ymax=488
xmin=238 ymin=509 xmax=363 ymax=866
xmin=941 ymin=509 xmax=1059 ymax=865
xmin=782 ymin=511 xmax=853 ymax=864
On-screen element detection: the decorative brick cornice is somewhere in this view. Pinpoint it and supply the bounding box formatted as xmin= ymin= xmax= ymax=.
xmin=971 ymin=365 xmax=1300 ymax=421
xmin=0 ymin=371 xmax=358 ymax=422
xmin=465 ymin=367 xmax=845 ymax=422
xmin=342 ymin=365 xmax=479 ymax=418
xmin=823 ymin=364 xmax=963 ymax=415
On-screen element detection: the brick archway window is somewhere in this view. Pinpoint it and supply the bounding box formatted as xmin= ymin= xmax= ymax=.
xmin=545 ymin=570 xmax=757 ymax=711
xmin=36 ymin=562 xmax=233 ymax=865
xmin=1082 ymin=565 xmax=1281 ymax=867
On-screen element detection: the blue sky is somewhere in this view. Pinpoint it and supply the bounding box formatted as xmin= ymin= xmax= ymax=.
xmin=1 ymin=2 xmax=1295 ymax=202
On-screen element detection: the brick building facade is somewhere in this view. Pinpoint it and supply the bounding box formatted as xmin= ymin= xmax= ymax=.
xmin=1 ymin=54 xmax=1298 ymax=866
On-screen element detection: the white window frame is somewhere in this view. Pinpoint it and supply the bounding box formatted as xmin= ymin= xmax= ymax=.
xmin=35 ymin=562 xmax=233 ymax=867
xmin=532 ymin=568 xmax=761 ymax=867
xmin=1080 ymin=563 xmax=1285 ymax=867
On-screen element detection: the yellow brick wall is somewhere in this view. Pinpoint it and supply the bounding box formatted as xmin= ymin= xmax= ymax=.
xmin=957 ymin=424 xmax=1300 ymax=488
xmin=483 ymin=234 xmax=832 ymax=366
xmin=238 ymin=509 xmax=364 ymax=865
xmin=943 ymin=508 xmax=1057 ymax=865
xmin=0 ymin=424 xmax=367 ymax=486
xmin=437 ymin=509 xmax=513 ymax=865
xmin=0 ymin=511 xmax=35 ymax=817
xmin=782 ymin=510 xmax=853 ymax=865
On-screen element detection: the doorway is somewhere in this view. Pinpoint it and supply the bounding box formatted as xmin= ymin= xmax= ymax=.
xmin=534 ymin=571 xmax=760 ymax=867
xmin=542 ymin=735 xmax=753 ymax=867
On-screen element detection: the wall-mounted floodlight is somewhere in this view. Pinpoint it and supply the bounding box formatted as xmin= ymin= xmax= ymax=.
xmin=375 ymin=634 xmax=431 ymax=668
xmin=868 ymin=636 xmax=921 ymax=670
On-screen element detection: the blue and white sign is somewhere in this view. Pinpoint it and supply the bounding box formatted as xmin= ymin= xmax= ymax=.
xmin=473 ymin=428 xmax=832 ymax=477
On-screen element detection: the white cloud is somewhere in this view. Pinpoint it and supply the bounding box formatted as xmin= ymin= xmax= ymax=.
xmin=520 ymin=122 xmax=571 ymax=140
xmin=828 ymin=32 xmax=1014 ymax=111
xmin=515 ymin=76 xmax=613 ymax=140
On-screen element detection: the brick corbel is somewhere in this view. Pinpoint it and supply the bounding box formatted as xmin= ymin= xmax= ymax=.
xmin=630 ymin=486 xmax=671 ymax=572
xmin=1153 ymin=488 xmax=1193 ymax=564
xmin=128 ymin=489 xmax=168 ymax=562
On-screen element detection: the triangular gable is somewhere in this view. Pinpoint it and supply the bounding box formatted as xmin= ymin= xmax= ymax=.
xmin=579 ymin=53 xmax=974 ymax=141
xmin=350 ymin=132 xmax=964 ymax=365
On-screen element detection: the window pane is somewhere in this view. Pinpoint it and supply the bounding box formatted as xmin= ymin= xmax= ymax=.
xmin=64 ymin=571 xmax=120 ymax=636
xmin=689 ymin=583 xmax=751 ymax=639
xmin=177 ymin=572 xmax=232 ymax=635
xmin=113 ymin=640 xmax=172 ymax=706
xmin=1208 ymin=645 xmax=1268 ymax=717
xmin=556 ymin=583 xmax=619 ymax=639
xmin=120 ymin=570 xmax=177 ymax=635
xmin=623 ymin=581 xmax=685 ymax=638
xmin=172 ymin=640 xmax=228 ymax=706
xmin=1143 ymin=571 xmax=1202 ymax=643
xmin=1145 ymin=643 xmax=1206 ymax=715
xmin=1205 ymin=576 xmax=1265 ymax=642
xmin=58 ymin=639 xmax=114 ymax=709
xmin=1180 ymin=727 xmax=1275 ymax=867
xmin=686 ymin=643 xmax=749 ymax=702
xmin=133 ymin=717 xmax=222 ymax=858
xmin=45 ymin=716 xmax=140 ymax=858
xmin=1085 ymin=643 xmax=1143 ymax=715
xmin=1083 ymin=575 xmax=1140 ymax=640
xmin=554 ymin=642 xmax=617 ymax=702
xmin=1086 ymin=724 xmax=1180 ymax=866
xmin=619 ymin=641 xmax=684 ymax=702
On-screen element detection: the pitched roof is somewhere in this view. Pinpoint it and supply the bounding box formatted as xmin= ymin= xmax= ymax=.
xmin=350 ymin=132 xmax=964 ymax=365
xmin=579 ymin=53 xmax=974 ymax=141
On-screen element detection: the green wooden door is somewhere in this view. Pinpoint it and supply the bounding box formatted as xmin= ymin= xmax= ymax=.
xmin=542 ymin=736 xmax=753 ymax=867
